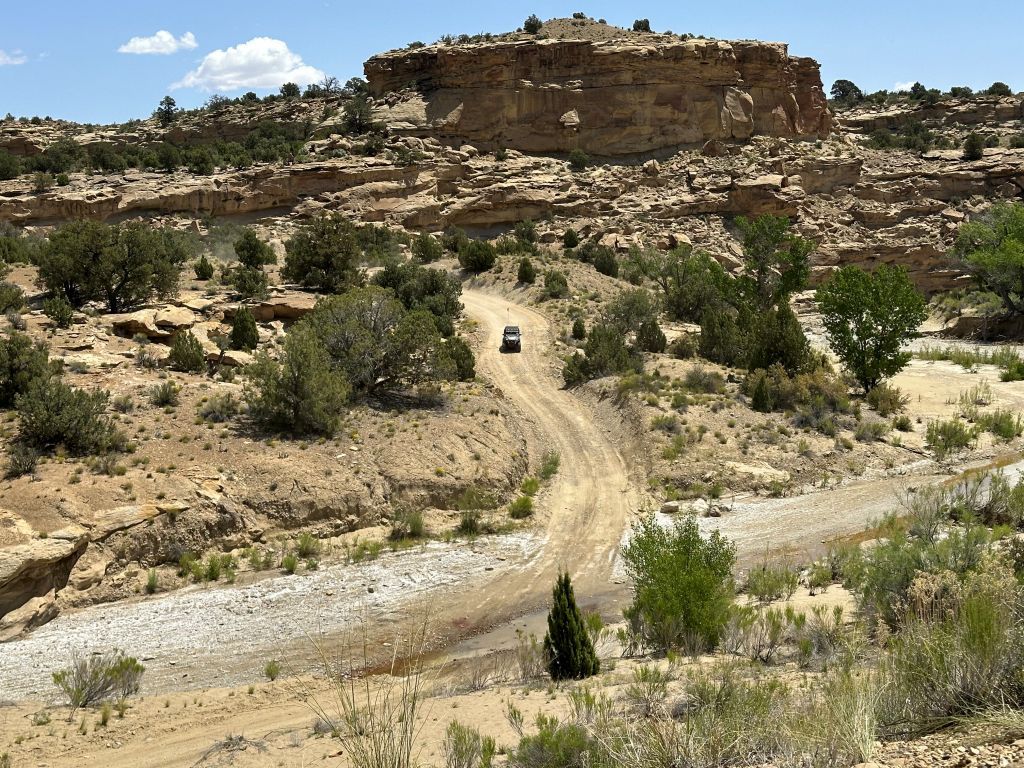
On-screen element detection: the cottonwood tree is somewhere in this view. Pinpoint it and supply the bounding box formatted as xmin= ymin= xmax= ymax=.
xmin=955 ymin=202 xmax=1024 ymax=315
xmin=816 ymin=264 xmax=926 ymax=392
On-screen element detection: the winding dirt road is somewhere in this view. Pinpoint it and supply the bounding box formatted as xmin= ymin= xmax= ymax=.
xmin=0 ymin=287 xmax=641 ymax=697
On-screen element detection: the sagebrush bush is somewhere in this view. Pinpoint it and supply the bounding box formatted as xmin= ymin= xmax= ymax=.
xmin=866 ymin=383 xmax=909 ymax=416
xmin=198 ymin=391 xmax=238 ymax=422
xmin=149 ymin=380 xmax=180 ymax=407
xmin=52 ymin=650 xmax=145 ymax=717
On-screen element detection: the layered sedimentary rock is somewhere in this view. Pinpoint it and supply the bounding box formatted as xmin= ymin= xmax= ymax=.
xmin=365 ymin=38 xmax=832 ymax=154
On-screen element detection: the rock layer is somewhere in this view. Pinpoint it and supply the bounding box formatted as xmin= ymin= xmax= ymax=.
xmin=365 ymin=38 xmax=831 ymax=154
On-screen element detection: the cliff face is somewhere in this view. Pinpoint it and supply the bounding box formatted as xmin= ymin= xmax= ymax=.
xmin=365 ymin=38 xmax=832 ymax=155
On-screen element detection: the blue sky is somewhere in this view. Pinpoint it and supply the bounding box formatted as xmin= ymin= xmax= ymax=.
xmin=1 ymin=0 xmax=1020 ymax=124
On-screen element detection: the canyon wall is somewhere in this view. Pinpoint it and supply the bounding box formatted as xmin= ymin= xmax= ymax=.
xmin=365 ymin=38 xmax=832 ymax=155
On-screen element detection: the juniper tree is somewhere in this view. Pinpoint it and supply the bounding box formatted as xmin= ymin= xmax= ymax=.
xmin=543 ymin=571 xmax=599 ymax=681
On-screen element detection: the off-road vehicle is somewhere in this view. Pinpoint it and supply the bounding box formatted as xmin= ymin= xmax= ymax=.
xmin=501 ymin=325 xmax=521 ymax=352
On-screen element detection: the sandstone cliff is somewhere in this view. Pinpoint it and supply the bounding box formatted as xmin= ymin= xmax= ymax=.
xmin=365 ymin=37 xmax=831 ymax=155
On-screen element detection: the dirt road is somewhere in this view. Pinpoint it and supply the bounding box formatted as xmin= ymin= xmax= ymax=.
xmin=0 ymin=287 xmax=641 ymax=698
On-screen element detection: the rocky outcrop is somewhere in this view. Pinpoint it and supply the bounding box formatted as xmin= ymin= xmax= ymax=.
xmin=0 ymin=531 xmax=88 ymax=638
xmin=366 ymin=38 xmax=831 ymax=154
xmin=839 ymin=96 xmax=1024 ymax=134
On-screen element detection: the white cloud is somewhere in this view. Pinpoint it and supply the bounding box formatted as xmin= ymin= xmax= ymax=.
xmin=893 ymin=81 xmax=915 ymax=92
xmin=172 ymin=37 xmax=324 ymax=92
xmin=118 ymin=30 xmax=198 ymax=55
xmin=0 ymin=50 xmax=27 ymax=66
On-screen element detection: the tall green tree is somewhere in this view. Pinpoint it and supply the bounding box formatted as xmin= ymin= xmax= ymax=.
xmin=304 ymin=286 xmax=454 ymax=396
xmin=282 ymin=214 xmax=366 ymax=294
xmin=543 ymin=572 xmax=599 ymax=681
xmin=231 ymin=228 xmax=274 ymax=299
xmin=816 ymin=264 xmax=926 ymax=392
xmin=954 ymin=202 xmax=1024 ymax=315
xmin=156 ymin=96 xmax=177 ymax=127
xmin=735 ymin=214 xmax=813 ymax=311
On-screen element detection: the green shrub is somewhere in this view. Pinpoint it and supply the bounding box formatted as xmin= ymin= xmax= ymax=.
xmin=685 ymin=365 xmax=725 ymax=394
xmin=52 ymin=650 xmax=144 ymax=717
xmin=636 ymin=319 xmax=666 ymax=353
xmin=168 ymin=330 xmax=206 ymax=372
xmin=854 ymin=419 xmax=890 ymax=443
xmin=412 ymin=232 xmax=443 ymax=263
xmin=42 ymin=295 xmax=74 ymax=329
xmin=244 ymin=325 xmax=350 ymax=436
xmin=281 ymin=554 xmax=298 ymax=574
xmin=977 ymin=407 xmax=1024 ymax=440
xmin=520 ymin=476 xmax=540 ymax=496
xmin=282 ymin=214 xmax=383 ymax=293
xmin=457 ymin=240 xmax=496 ymax=272
xmin=296 ymin=532 xmax=321 ymax=558
xmin=149 ymin=380 xmax=180 ymax=407
xmin=963 ymin=133 xmax=985 ymax=161
xmin=562 ymin=228 xmax=580 ymax=248
xmin=0 ymin=283 xmax=24 ymax=315
xmin=621 ymin=514 xmax=736 ymax=653
xmin=263 ymin=659 xmax=281 ymax=681
xmin=517 ymin=256 xmax=536 ymax=285
xmin=746 ymin=562 xmax=799 ymax=604
xmin=878 ymin=563 xmax=1024 ymax=737
xmin=194 ymin=254 xmax=214 ymax=280
xmin=592 ymin=248 xmax=618 ymax=277
xmin=0 ymin=332 xmax=53 ymax=407
xmin=444 ymin=720 xmax=494 ymax=768
xmin=457 ymin=508 xmax=481 ymax=535
xmin=5 ymin=442 xmax=38 ymax=478
xmin=539 ymin=450 xmax=560 ymax=480
xmin=568 ymin=149 xmax=589 ymax=171
xmin=544 ymin=269 xmax=568 ymax=299
xmin=445 ymin=335 xmax=476 ymax=381
xmin=0 ymin=149 xmax=21 ymax=180
xmin=198 ymin=391 xmax=238 ymax=422
xmin=866 ymin=383 xmax=909 ymax=416
xmin=893 ymin=414 xmax=913 ymax=432
xmin=390 ymin=508 xmax=426 ymax=540
xmin=229 ymin=306 xmax=259 ymax=351
xmin=562 ymin=323 xmax=640 ymax=385
xmin=571 ymin=318 xmax=586 ymax=340
xmin=925 ymin=418 xmax=977 ymax=458
xmin=17 ymin=377 xmax=123 ymax=456
xmin=543 ymin=571 xmax=599 ymax=680
xmin=509 ymin=495 xmax=534 ymax=519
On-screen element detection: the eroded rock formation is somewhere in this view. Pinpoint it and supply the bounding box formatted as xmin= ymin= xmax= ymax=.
xmin=366 ymin=38 xmax=832 ymax=154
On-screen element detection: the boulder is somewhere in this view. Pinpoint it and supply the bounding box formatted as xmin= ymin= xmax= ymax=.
xmin=154 ymin=306 xmax=197 ymax=331
xmin=253 ymin=293 xmax=318 ymax=322
xmin=110 ymin=309 xmax=167 ymax=340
